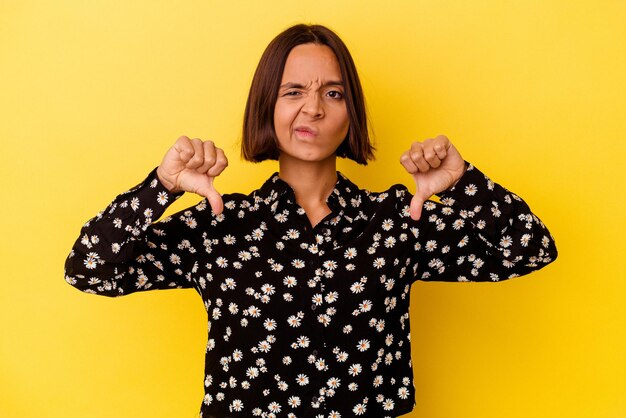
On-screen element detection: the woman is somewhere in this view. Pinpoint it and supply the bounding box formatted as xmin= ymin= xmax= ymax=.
xmin=65 ymin=24 xmax=557 ymax=418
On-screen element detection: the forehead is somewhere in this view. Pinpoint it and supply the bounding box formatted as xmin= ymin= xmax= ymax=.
xmin=281 ymin=43 xmax=342 ymax=82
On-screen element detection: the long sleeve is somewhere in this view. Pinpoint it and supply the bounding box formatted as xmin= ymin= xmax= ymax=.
xmin=64 ymin=167 xmax=202 ymax=297
xmin=411 ymin=162 xmax=558 ymax=282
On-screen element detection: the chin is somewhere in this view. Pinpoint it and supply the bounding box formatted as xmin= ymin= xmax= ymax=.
xmin=279 ymin=147 xmax=338 ymax=164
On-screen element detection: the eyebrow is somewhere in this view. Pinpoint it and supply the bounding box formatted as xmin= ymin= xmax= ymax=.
xmin=279 ymin=80 xmax=344 ymax=89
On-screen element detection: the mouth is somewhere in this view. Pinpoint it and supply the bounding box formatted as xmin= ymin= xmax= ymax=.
xmin=294 ymin=125 xmax=318 ymax=139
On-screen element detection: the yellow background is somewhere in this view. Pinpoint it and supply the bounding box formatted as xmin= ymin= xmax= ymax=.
xmin=1 ymin=1 xmax=625 ymax=417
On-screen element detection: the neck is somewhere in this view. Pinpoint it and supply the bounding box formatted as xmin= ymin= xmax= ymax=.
xmin=278 ymin=155 xmax=337 ymax=227
xmin=278 ymin=155 xmax=338 ymax=214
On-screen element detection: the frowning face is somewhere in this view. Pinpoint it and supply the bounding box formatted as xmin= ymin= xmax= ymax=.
xmin=273 ymin=43 xmax=350 ymax=165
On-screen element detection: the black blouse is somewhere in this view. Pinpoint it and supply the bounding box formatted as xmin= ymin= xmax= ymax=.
xmin=64 ymin=162 xmax=557 ymax=418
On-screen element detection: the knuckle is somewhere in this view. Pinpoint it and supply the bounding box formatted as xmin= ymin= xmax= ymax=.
xmin=410 ymin=151 xmax=422 ymax=160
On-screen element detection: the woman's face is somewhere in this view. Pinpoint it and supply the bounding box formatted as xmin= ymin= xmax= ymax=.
xmin=274 ymin=43 xmax=350 ymax=165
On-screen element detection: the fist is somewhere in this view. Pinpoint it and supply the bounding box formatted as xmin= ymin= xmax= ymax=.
xmin=156 ymin=136 xmax=228 ymax=214
xmin=400 ymin=135 xmax=466 ymax=221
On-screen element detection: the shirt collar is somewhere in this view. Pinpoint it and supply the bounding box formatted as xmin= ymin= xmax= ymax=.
xmin=256 ymin=171 xmax=364 ymax=217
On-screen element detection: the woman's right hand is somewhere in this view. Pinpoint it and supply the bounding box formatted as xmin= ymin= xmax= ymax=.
xmin=156 ymin=136 xmax=228 ymax=214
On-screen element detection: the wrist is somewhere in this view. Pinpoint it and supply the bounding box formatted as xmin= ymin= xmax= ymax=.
xmin=445 ymin=163 xmax=468 ymax=192
xmin=156 ymin=166 xmax=180 ymax=194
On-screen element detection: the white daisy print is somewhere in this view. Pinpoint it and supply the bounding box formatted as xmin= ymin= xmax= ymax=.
xmin=65 ymin=165 xmax=556 ymax=417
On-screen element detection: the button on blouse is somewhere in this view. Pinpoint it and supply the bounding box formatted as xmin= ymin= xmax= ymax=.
xmin=64 ymin=162 xmax=557 ymax=418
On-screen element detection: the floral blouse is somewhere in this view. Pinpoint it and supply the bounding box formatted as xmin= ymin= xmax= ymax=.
xmin=64 ymin=162 xmax=557 ymax=418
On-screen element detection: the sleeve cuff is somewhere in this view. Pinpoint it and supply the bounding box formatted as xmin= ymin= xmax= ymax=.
xmin=110 ymin=167 xmax=186 ymax=226
xmin=436 ymin=161 xmax=501 ymax=209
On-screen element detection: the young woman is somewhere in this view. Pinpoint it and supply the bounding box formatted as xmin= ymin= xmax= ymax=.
xmin=65 ymin=24 xmax=557 ymax=418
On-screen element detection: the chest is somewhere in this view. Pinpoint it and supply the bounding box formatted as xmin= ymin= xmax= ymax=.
xmin=193 ymin=210 xmax=417 ymax=320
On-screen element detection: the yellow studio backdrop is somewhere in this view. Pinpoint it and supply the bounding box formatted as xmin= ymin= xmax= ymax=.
xmin=1 ymin=1 xmax=624 ymax=417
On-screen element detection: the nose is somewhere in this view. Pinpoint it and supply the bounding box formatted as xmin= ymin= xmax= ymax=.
xmin=301 ymin=93 xmax=324 ymax=118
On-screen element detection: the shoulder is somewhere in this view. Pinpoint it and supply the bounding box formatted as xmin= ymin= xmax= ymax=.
xmin=365 ymin=184 xmax=411 ymax=203
xmin=337 ymin=174 xmax=412 ymax=219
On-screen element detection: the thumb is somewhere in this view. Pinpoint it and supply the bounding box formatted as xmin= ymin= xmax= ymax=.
xmin=409 ymin=176 xmax=426 ymax=221
xmin=197 ymin=179 xmax=224 ymax=215
xmin=409 ymin=194 xmax=424 ymax=221
xmin=206 ymin=188 xmax=224 ymax=215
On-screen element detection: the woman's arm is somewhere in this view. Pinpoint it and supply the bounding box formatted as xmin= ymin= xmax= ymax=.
xmin=399 ymin=135 xmax=557 ymax=282
xmin=410 ymin=163 xmax=557 ymax=282
xmin=63 ymin=167 xmax=203 ymax=296
xmin=64 ymin=136 xmax=228 ymax=296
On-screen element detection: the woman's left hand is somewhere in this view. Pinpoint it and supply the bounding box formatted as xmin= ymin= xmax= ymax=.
xmin=400 ymin=135 xmax=467 ymax=221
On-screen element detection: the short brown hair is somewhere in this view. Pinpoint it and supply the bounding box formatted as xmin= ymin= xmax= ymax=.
xmin=241 ymin=24 xmax=375 ymax=165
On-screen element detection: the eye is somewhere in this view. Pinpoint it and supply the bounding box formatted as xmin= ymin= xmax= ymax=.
xmin=327 ymin=90 xmax=344 ymax=99
xmin=284 ymin=91 xmax=301 ymax=96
